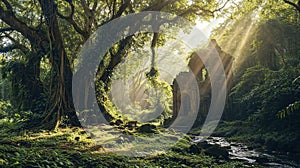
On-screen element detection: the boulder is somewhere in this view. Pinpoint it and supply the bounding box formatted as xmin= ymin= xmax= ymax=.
xmin=196 ymin=141 xmax=213 ymax=149
xmin=138 ymin=123 xmax=157 ymax=133
xmin=204 ymin=145 xmax=229 ymax=159
xmin=115 ymin=119 xmax=123 ymax=126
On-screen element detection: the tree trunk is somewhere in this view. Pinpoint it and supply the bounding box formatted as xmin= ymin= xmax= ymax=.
xmin=24 ymin=53 xmax=44 ymax=113
xmin=39 ymin=0 xmax=80 ymax=129
xmin=95 ymin=36 xmax=133 ymax=122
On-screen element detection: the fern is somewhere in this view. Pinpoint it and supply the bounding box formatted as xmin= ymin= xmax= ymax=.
xmin=277 ymin=101 xmax=300 ymax=119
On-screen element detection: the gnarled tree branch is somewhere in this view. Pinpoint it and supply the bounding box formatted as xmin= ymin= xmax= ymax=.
xmin=0 ymin=5 xmax=45 ymax=46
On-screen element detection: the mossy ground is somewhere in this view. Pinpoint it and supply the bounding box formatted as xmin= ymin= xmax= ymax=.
xmin=0 ymin=119 xmax=253 ymax=168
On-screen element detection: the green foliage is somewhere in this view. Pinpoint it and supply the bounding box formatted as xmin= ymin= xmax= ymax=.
xmin=277 ymin=101 xmax=300 ymax=118
xmin=231 ymin=65 xmax=270 ymax=99
xmin=213 ymin=1 xmax=300 ymax=75
xmin=210 ymin=1 xmax=300 ymax=155
xmin=215 ymin=120 xmax=300 ymax=153
xmin=104 ymin=64 xmax=173 ymax=123
xmin=0 ymin=101 xmax=12 ymax=119
xmin=231 ymin=65 xmax=300 ymax=127
xmin=0 ymin=100 xmax=34 ymax=123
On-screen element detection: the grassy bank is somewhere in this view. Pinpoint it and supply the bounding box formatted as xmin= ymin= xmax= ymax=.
xmin=212 ymin=121 xmax=300 ymax=159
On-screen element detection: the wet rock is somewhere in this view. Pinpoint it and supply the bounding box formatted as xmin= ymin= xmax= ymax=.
xmin=125 ymin=121 xmax=138 ymax=130
xmin=75 ymin=136 xmax=80 ymax=141
xmin=117 ymin=125 xmax=125 ymax=130
xmin=204 ymin=145 xmax=229 ymax=159
xmin=90 ymin=144 xmax=104 ymax=151
xmin=248 ymin=146 xmax=254 ymax=150
xmin=116 ymin=136 xmax=125 ymax=144
xmin=115 ymin=119 xmax=123 ymax=126
xmin=192 ymin=136 xmax=300 ymax=167
xmin=109 ymin=119 xmax=123 ymax=126
xmin=79 ymin=130 xmax=86 ymax=135
xmin=137 ymin=124 xmax=156 ymax=133
xmin=196 ymin=141 xmax=213 ymax=149
xmin=256 ymin=156 xmax=271 ymax=164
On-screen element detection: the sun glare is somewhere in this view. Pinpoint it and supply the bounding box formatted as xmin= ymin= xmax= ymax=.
xmin=195 ymin=18 xmax=224 ymax=37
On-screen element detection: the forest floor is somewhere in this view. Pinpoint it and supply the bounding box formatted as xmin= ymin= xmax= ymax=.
xmin=0 ymin=118 xmax=255 ymax=168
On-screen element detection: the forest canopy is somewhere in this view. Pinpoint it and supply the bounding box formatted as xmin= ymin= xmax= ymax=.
xmin=0 ymin=0 xmax=229 ymax=130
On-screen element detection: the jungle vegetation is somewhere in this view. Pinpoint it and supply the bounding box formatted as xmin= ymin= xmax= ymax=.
xmin=0 ymin=0 xmax=300 ymax=167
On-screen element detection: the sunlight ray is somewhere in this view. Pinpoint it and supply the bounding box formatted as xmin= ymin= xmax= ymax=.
xmin=232 ymin=22 xmax=254 ymax=59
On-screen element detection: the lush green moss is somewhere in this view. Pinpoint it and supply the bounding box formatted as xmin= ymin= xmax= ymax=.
xmin=0 ymin=119 xmax=248 ymax=168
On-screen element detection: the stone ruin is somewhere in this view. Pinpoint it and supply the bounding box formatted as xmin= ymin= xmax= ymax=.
xmin=168 ymin=39 xmax=234 ymax=128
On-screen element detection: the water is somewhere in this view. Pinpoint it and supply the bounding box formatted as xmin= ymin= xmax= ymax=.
xmin=193 ymin=136 xmax=300 ymax=167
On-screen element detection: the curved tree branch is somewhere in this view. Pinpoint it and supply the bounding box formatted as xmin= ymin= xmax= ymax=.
xmin=56 ymin=0 xmax=89 ymax=39
xmin=1 ymin=0 xmax=13 ymax=12
xmin=284 ymin=0 xmax=300 ymax=12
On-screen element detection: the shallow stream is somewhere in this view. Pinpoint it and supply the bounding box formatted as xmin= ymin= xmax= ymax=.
xmin=193 ymin=136 xmax=300 ymax=167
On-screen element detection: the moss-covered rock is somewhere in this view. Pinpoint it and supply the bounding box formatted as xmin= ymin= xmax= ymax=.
xmin=137 ymin=123 xmax=157 ymax=133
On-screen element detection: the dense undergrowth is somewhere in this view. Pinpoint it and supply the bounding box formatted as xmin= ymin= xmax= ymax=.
xmin=213 ymin=121 xmax=299 ymax=154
